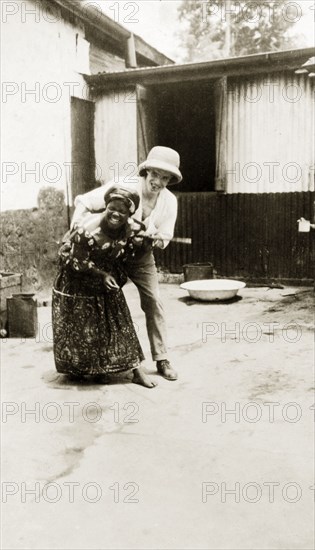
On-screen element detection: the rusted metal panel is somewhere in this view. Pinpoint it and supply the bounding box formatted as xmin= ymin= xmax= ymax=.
xmin=225 ymin=73 xmax=315 ymax=193
xmin=155 ymin=191 xmax=315 ymax=280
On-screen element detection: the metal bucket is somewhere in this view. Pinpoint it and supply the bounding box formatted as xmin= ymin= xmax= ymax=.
xmin=183 ymin=262 xmax=214 ymax=282
xmin=7 ymin=293 xmax=38 ymax=337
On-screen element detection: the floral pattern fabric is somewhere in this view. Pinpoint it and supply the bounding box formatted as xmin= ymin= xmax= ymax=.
xmin=52 ymin=220 xmax=145 ymax=376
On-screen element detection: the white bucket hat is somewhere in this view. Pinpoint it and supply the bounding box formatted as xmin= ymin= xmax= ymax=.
xmin=138 ymin=146 xmax=182 ymax=184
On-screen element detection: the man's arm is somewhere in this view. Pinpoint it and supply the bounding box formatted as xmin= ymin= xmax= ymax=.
xmin=71 ymin=182 xmax=114 ymax=228
xmin=71 ymin=179 xmax=141 ymax=228
xmin=149 ymin=193 xmax=178 ymax=249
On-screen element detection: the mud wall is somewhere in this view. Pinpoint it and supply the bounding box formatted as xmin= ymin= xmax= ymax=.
xmin=0 ymin=187 xmax=69 ymax=292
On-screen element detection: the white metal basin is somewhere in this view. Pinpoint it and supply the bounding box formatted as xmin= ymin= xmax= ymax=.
xmin=180 ymin=279 xmax=246 ymax=301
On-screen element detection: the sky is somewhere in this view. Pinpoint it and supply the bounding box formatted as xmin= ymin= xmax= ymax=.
xmin=84 ymin=0 xmax=314 ymax=62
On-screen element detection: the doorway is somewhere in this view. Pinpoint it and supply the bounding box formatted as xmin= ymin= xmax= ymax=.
xmin=152 ymin=81 xmax=217 ymax=192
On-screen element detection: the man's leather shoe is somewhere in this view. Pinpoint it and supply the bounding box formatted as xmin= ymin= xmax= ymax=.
xmin=156 ymin=360 xmax=178 ymax=381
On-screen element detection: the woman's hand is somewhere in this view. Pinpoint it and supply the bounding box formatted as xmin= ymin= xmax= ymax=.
xmin=103 ymin=272 xmax=119 ymax=290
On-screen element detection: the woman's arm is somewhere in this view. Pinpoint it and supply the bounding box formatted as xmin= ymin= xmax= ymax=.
xmin=59 ymin=229 xmax=119 ymax=290
xmin=89 ymin=265 xmax=119 ymax=290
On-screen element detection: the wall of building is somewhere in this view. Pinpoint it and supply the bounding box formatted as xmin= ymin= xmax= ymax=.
xmin=225 ymin=72 xmax=314 ymax=193
xmin=0 ymin=0 xmax=126 ymax=291
xmin=1 ymin=0 xmax=91 ymax=213
xmin=90 ymin=42 xmax=126 ymax=73
xmin=155 ymin=191 xmax=315 ymax=282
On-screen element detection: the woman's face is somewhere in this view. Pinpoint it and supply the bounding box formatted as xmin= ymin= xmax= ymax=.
xmin=145 ymin=168 xmax=172 ymax=193
xmin=102 ymin=199 xmax=129 ymax=230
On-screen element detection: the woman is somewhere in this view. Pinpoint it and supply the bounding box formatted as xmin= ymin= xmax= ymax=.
xmin=52 ymin=184 xmax=157 ymax=388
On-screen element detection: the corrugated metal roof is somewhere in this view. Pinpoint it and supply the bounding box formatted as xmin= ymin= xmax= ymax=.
xmin=93 ymin=61 xmax=178 ymax=75
xmin=86 ymin=48 xmax=315 ymax=85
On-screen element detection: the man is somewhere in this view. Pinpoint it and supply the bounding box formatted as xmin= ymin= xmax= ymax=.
xmin=72 ymin=146 xmax=182 ymax=383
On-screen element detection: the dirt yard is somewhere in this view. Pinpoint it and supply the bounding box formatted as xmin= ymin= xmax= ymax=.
xmin=1 ymin=283 xmax=314 ymax=550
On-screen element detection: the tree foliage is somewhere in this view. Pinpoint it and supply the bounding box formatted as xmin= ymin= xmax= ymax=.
xmin=178 ymin=0 xmax=301 ymax=61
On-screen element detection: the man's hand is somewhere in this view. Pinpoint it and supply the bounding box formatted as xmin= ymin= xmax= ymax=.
xmin=132 ymin=230 xmax=164 ymax=250
xmin=151 ymin=239 xmax=164 ymax=249
xmin=132 ymin=230 xmax=147 ymax=247
xmin=133 ymin=235 xmax=145 ymax=247
xmin=103 ymin=273 xmax=119 ymax=290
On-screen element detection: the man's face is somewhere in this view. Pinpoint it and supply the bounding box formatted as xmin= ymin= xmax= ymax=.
xmin=145 ymin=168 xmax=172 ymax=193
xmin=102 ymin=199 xmax=129 ymax=230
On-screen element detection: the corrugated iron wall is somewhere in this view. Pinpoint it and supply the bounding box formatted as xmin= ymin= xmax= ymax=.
xmin=95 ymin=89 xmax=137 ymax=184
xmin=155 ymin=191 xmax=315 ymax=281
xmin=225 ymin=74 xmax=314 ymax=193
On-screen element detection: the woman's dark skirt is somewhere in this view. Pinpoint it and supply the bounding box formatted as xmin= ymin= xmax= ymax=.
xmin=52 ymin=268 xmax=144 ymax=376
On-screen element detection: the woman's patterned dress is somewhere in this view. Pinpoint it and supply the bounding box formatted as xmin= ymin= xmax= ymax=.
xmin=52 ymin=220 xmax=145 ymax=376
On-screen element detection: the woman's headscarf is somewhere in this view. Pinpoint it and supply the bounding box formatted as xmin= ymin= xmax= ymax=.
xmin=104 ymin=185 xmax=140 ymax=215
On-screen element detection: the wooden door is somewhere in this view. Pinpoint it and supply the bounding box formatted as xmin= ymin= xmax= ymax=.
xmin=71 ymin=97 xmax=95 ymax=200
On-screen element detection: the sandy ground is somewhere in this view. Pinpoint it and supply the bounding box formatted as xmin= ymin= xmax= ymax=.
xmin=1 ymin=282 xmax=314 ymax=550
